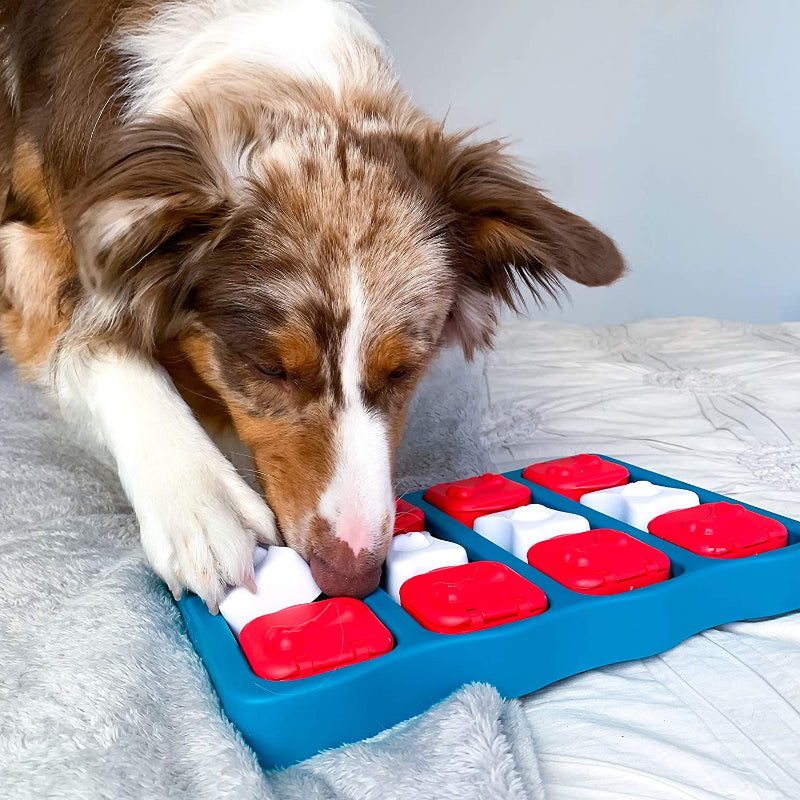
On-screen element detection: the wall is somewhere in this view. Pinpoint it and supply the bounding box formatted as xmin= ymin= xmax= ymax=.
xmin=365 ymin=1 xmax=800 ymax=324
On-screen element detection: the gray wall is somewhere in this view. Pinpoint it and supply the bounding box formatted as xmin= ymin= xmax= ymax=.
xmin=365 ymin=1 xmax=800 ymax=325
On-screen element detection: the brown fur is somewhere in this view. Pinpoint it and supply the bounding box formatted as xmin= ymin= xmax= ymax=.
xmin=0 ymin=139 xmax=75 ymax=377
xmin=173 ymin=328 xmax=338 ymax=554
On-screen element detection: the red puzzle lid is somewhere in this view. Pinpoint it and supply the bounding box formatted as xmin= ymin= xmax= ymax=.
xmin=522 ymin=455 xmax=629 ymax=501
xmin=394 ymin=498 xmax=425 ymax=536
xmin=527 ymin=528 xmax=670 ymax=595
xmin=399 ymin=561 xmax=548 ymax=634
xmin=648 ymin=502 xmax=788 ymax=558
xmin=239 ymin=598 xmax=393 ymax=681
xmin=423 ymin=474 xmax=531 ymax=527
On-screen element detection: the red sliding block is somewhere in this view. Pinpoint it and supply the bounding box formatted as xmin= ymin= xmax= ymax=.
xmin=423 ymin=474 xmax=531 ymax=527
xmin=522 ymin=455 xmax=629 ymax=501
xmin=239 ymin=598 xmax=393 ymax=681
xmin=648 ymin=502 xmax=787 ymax=558
xmin=394 ymin=498 xmax=425 ymax=535
xmin=400 ymin=561 xmax=548 ymax=634
xmin=528 ymin=528 xmax=670 ymax=595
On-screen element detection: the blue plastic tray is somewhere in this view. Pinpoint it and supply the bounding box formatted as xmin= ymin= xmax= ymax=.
xmin=176 ymin=456 xmax=800 ymax=769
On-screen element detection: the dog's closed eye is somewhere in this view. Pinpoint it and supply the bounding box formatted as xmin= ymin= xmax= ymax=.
xmin=251 ymin=361 xmax=288 ymax=382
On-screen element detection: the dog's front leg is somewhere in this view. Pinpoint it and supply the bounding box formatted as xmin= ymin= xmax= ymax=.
xmin=55 ymin=347 xmax=279 ymax=610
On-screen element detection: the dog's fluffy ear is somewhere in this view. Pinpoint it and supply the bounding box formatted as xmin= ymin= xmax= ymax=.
xmin=413 ymin=134 xmax=626 ymax=358
xmin=62 ymin=119 xmax=235 ymax=344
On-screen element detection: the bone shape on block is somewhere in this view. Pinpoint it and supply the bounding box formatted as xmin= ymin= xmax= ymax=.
xmin=385 ymin=531 xmax=468 ymax=603
xmin=219 ymin=546 xmax=321 ymax=637
xmin=473 ymin=504 xmax=591 ymax=559
xmin=580 ymin=481 xmax=700 ymax=530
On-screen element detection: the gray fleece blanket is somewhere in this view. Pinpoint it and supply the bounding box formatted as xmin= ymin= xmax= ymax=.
xmin=0 ymin=348 xmax=546 ymax=800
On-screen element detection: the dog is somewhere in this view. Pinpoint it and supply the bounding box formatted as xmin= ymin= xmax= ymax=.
xmin=0 ymin=0 xmax=624 ymax=610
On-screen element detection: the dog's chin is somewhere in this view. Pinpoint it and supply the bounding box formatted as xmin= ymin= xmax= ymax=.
xmin=308 ymin=554 xmax=382 ymax=599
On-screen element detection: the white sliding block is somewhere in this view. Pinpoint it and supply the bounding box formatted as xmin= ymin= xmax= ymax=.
xmin=385 ymin=531 xmax=468 ymax=603
xmin=219 ymin=546 xmax=321 ymax=637
xmin=580 ymin=480 xmax=700 ymax=530
xmin=473 ymin=504 xmax=591 ymax=560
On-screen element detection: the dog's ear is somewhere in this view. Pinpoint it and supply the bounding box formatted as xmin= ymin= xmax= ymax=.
xmin=62 ymin=119 xmax=235 ymax=344
xmin=412 ymin=133 xmax=626 ymax=357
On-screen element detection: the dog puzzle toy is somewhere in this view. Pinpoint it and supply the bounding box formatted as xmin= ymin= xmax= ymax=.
xmin=177 ymin=455 xmax=799 ymax=769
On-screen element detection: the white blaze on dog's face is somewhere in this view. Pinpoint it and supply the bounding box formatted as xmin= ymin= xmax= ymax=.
xmin=314 ymin=265 xmax=393 ymax=584
xmin=66 ymin=102 xmax=625 ymax=599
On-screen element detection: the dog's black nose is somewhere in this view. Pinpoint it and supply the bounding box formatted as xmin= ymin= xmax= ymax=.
xmin=308 ymin=535 xmax=383 ymax=598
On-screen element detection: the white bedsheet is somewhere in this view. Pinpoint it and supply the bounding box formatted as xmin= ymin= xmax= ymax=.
xmin=481 ymin=317 xmax=800 ymax=800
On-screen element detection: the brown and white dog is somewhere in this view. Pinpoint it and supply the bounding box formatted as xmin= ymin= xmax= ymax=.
xmin=0 ymin=0 xmax=624 ymax=609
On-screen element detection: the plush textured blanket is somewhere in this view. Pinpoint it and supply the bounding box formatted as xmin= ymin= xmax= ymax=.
xmin=2 ymin=317 xmax=800 ymax=799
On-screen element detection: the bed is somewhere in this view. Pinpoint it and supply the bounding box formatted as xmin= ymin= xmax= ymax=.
xmin=2 ymin=316 xmax=799 ymax=799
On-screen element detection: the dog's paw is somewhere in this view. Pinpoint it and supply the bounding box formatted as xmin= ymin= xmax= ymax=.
xmin=133 ymin=451 xmax=280 ymax=612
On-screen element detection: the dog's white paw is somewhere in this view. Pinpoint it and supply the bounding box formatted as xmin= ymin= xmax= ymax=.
xmin=54 ymin=348 xmax=280 ymax=610
xmin=132 ymin=450 xmax=279 ymax=611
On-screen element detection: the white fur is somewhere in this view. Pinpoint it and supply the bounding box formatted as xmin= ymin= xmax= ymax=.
xmin=54 ymin=347 xmax=279 ymax=608
xmin=117 ymin=0 xmax=383 ymax=118
xmin=317 ymin=265 xmax=394 ymax=556
xmin=90 ymin=198 xmax=171 ymax=253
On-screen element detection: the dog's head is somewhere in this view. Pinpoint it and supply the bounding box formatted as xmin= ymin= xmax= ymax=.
xmin=65 ymin=99 xmax=624 ymax=597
